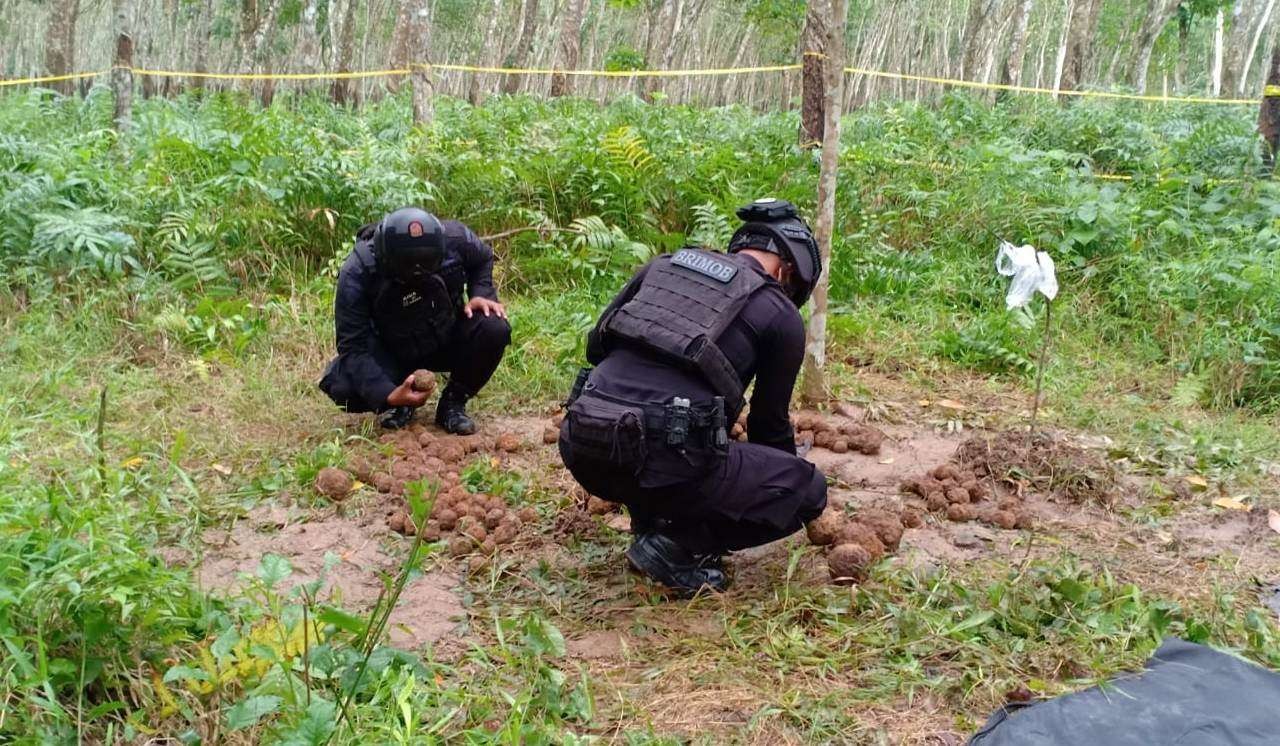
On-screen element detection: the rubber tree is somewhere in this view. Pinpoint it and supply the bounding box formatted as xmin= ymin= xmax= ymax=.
xmin=800 ymin=0 xmax=827 ymax=145
xmin=801 ymin=0 xmax=849 ymax=405
xmin=111 ymin=0 xmax=134 ymax=130
xmin=551 ymin=0 xmax=587 ymax=96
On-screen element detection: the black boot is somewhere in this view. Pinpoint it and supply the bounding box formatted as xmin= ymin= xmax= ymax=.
xmin=625 ymin=532 xmax=728 ymax=597
xmin=378 ymin=405 xmax=415 ymax=430
xmin=434 ymin=387 xmax=477 ymax=435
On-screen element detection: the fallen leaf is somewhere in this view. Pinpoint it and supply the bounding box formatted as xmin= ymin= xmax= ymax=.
xmin=211 ymin=463 xmax=232 ymax=476
xmin=917 ymin=399 xmax=932 ymax=407
xmin=1212 ymin=497 xmax=1249 ymax=511
xmin=937 ymin=399 xmax=967 ymax=411
xmin=120 ymin=456 xmax=144 ymax=469
xmin=352 ymin=480 xmax=366 ymax=491
xmin=878 ymin=457 xmax=895 ymax=465
xmin=1268 ymin=510 xmax=1280 ymax=535
xmin=1184 ymin=475 xmax=1209 ymax=490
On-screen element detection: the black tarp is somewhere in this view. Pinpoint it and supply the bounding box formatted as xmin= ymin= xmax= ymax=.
xmin=969 ymin=638 xmax=1280 ymax=745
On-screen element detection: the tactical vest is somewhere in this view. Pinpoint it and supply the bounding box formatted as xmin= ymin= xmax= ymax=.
xmin=370 ymin=270 xmax=459 ymax=364
xmin=602 ymin=248 xmax=767 ymax=412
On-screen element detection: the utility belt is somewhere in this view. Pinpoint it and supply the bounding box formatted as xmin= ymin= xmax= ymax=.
xmin=563 ymin=367 xmax=729 ymax=473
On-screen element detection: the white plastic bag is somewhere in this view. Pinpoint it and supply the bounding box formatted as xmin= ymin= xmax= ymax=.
xmin=995 ymin=241 xmax=1058 ymax=309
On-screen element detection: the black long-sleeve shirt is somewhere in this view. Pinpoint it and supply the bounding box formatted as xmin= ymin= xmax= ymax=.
xmin=586 ymin=252 xmax=805 ymax=454
xmin=332 ymin=220 xmax=499 ymax=408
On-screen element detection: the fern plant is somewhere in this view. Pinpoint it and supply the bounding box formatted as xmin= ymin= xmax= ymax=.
xmin=686 ymin=202 xmax=732 ymax=248
xmin=30 ymin=208 xmax=140 ymax=277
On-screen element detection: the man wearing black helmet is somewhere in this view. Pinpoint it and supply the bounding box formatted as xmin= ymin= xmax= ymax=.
xmin=557 ymin=198 xmax=827 ymax=596
xmin=319 ymin=207 xmax=510 ymax=433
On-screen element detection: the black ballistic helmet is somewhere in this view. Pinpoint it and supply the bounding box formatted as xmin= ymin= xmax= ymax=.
xmin=727 ymin=198 xmax=821 ymax=307
xmin=374 ymin=207 xmax=445 ymax=282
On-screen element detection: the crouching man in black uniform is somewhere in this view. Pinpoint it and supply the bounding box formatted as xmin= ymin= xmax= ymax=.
xmin=558 ymin=199 xmax=828 ymax=596
xmin=319 ymin=207 xmax=511 ymax=433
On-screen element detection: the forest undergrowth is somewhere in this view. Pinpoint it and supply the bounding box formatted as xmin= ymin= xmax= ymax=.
xmin=2 ymin=86 xmax=1279 ymax=742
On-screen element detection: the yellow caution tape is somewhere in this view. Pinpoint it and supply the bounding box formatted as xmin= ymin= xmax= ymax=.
xmin=0 ymin=70 xmax=107 ymax=87
xmin=805 ymin=50 xmax=1257 ymax=105
xmin=0 ymin=59 xmax=1266 ymax=105
xmin=127 ymin=66 xmax=411 ymax=80
xmin=431 ymin=62 xmax=801 ymax=77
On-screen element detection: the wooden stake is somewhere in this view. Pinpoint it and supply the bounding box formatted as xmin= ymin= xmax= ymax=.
xmin=1027 ymin=300 xmax=1053 ymax=445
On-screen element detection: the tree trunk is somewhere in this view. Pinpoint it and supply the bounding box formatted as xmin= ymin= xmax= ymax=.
xmin=960 ymin=0 xmax=1000 ymax=81
xmin=1212 ymin=8 xmax=1225 ymax=95
xmin=468 ymin=0 xmax=505 ymax=105
xmin=331 ymin=0 xmax=360 ymax=104
xmin=1258 ymin=42 xmax=1280 ymax=170
xmin=550 ymin=0 xmax=587 ymax=96
xmin=998 ymin=0 xmax=1034 ymax=90
xmin=801 ymin=0 xmax=849 ymax=406
xmin=1052 ymin=0 xmax=1076 ymax=94
xmin=1060 ymin=0 xmax=1102 ymax=93
xmin=503 ymin=0 xmax=539 ymax=94
xmin=387 ymin=0 xmax=415 ymax=92
xmin=1242 ymin=0 xmax=1279 ymax=93
xmin=191 ymin=0 xmax=213 ymax=91
xmin=44 ymin=0 xmax=81 ymax=95
xmin=643 ymin=0 xmax=685 ymax=100
xmin=112 ymin=0 xmax=134 ymax=130
xmin=410 ymin=0 xmax=433 ymax=122
xmin=1225 ymin=0 xmax=1276 ymax=94
xmin=298 ymin=0 xmax=322 ymax=72
xmin=801 ymin=0 xmax=827 ymax=146
xmin=1131 ymin=0 xmax=1180 ymax=93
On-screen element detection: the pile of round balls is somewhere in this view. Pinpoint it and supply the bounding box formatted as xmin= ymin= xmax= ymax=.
xmin=898 ymin=461 xmax=1032 ymax=530
xmin=338 ymin=424 xmax=534 ymax=571
xmin=732 ymin=412 xmax=884 ymax=455
xmin=805 ymin=505 xmax=914 ymax=583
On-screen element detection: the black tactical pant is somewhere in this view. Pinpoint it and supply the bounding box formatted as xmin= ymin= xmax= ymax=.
xmin=559 ymin=435 xmax=827 ymax=555
xmin=320 ymin=314 xmax=511 ymax=413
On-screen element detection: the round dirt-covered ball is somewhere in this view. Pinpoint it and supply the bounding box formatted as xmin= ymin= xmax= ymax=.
xmin=315 ymin=467 xmax=354 ymax=499
xmin=388 ymin=511 xmax=408 ymax=534
xmin=495 ymin=432 xmax=522 ymax=452
xmin=411 ymin=369 xmax=437 ymax=393
xmin=463 ymin=522 xmax=488 ymax=544
xmin=543 ymin=426 xmax=559 ymax=445
xmin=859 ymin=510 xmax=904 ymax=552
xmin=946 ymin=488 xmax=971 ymax=505
xmin=485 ymin=508 xmax=506 ymax=530
xmin=448 ymin=537 xmax=472 ymax=557
xmin=987 ymin=509 xmax=1018 ymax=530
xmin=946 ymin=503 xmax=976 ymax=522
xmin=586 ymin=496 xmax=613 ymax=515
xmin=828 ymin=543 xmax=873 ymax=583
xmin=437 ymin=509 xmax=459 ymax=531
xmin=518 ymin=506 xmax=539 ymax=523
xmin=805 ymin=510 xmax=844 ymax=546
xmin=835 ymin=522 xmax=886 ymax=560
xmin=422 ymin=521 xmax=442 ymax=542
xmin=925 ymin=491 xmax=949 ymax=512
xmin=493 ymin=523 xmax=518 ymax=545
xmin=901 ymin=508 xmax=924 ymax=529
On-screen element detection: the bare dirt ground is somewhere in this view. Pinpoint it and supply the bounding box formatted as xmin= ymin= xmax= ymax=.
xmin=194 ymin=400 xmax=1280 ymax=743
